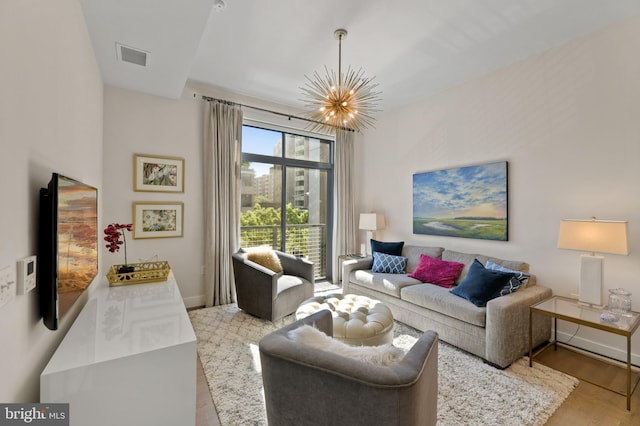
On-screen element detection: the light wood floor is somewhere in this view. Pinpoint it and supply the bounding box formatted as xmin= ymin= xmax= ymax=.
xmin=194 ymin=344 xmax=640 ymax=426
xmin=538 ymin=345 xmax=640 ymax=425
xmin=196 ymin=356 xmax=220 ymax=426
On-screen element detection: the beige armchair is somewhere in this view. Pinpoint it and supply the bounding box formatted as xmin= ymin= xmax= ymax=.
xmin=231 ymin=250 xmax=314 ymax=321
xmin=259 ymin=309 xmax=439 ymax=426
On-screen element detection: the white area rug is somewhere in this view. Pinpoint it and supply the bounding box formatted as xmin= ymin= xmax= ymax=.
xmin=189 ymin=304 xmax=578 ymax=426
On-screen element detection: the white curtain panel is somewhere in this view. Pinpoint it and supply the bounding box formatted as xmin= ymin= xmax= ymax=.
xmin=332 ymin=129 xmax=357 ymax=282
xmin=203 ymin=101 xmax=243 ymax=306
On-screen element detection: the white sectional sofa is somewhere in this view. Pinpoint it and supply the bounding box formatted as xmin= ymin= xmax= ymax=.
xmin=342 ymin=245 xmax=552 ymax=368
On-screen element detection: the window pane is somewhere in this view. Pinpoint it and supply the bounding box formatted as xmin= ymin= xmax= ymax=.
xmin=242 ymin=126 xmax=282 ymax=156
xmin=240 ymin=162 xmax=282 ymax=248
xmin=285 ymin=167 xmax=327 ymax=274
xmin=284 ymin=134 xmax=331 ymax=163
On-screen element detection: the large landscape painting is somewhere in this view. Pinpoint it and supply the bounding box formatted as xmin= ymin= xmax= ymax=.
xmin=413 ymin=162 xmax=508 ymax=241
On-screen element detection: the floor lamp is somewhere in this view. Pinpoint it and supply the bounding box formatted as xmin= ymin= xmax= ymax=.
xmin=359 ymin=213 xmax=386 ymax=256
xmin=557 ymin=218 xmax=628 ymax=307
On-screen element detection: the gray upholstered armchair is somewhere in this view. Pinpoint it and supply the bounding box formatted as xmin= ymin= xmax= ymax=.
xmin=232 ymin=250 xmax=314 ymax=321
xmin=259 ymin=310 xmax=439 ymax=426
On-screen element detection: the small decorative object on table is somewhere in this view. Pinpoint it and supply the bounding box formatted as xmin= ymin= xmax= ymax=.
xmin=600 ymin=312 xmax=619 ymax=322
xmin=106 ymin=260 xmax=171 ymax=286
xmin=104 ymin=222 xmax=171 ymax=286
xmin=608 ymin=288 xmax=633 ymax=317
xmin=104 ymin=223 xmax=134 ymax=273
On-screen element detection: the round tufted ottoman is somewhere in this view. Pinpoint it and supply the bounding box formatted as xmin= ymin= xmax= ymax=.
xmin=295 ymin=293 xmax=394 ymax=346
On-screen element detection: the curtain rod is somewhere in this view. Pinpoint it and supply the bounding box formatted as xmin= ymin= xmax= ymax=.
xmin=198 ymin=94 xmax=353 ymax=132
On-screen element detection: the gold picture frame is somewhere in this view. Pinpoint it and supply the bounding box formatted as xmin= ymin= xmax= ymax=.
xmin=134 ymin=154 xmax=185 ymax=193
xmin=133 ymin=202 xmax=184 ymax=239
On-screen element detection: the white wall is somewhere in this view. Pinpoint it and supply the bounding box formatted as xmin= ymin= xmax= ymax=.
xmin=102 ymin=87 xmax=205 ymax=306
xmin=0 ymin=0 xmax=103 ymax=402
xmin=102 ymin=82 xmax=309 ymax=307
xmin=357 ymin=16 xmax=640 ymax=362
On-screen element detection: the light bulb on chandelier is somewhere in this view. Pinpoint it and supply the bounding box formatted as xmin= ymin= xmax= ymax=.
xmin=301 ymin=29 xmax=381 ymax=132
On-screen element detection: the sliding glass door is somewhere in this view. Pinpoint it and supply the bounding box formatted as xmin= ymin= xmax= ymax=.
xmin=240 ymin=126 xmax=333 ymax=279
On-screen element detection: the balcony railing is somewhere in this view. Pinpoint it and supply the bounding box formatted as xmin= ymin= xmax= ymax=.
xmin=240 ymin=224 xmax=326 ymax=279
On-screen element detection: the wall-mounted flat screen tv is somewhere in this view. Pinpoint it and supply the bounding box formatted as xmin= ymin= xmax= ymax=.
xmin=39 ymin=173 xmax=98 ymax=330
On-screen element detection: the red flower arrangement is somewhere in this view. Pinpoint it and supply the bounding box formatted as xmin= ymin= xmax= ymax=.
xmin=104 ymin=223 xmax=134 ymax=273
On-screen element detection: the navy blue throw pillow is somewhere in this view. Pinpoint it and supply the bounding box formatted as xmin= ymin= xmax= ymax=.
xmin=450 ymin=259 xmax=516 ymax=307
xmin=370 ymin=239 xmax=404 ymax=256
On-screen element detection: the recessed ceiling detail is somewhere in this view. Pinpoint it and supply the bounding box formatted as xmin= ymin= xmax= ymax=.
xmin=80 ymin=0 xmax=214 ymax=99
xmin=81 ymin=0 xmax=640 ymax=106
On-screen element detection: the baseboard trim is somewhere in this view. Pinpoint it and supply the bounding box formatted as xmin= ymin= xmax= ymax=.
xmin=184 ymin=295 xmax=206 ymax=309
xmin=555 ymin=330 xmax=640 ymax=366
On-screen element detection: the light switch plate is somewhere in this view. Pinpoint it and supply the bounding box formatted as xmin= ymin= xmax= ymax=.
xmin=0 ymin=265 xmax=16 ymax=308
xmin=17 ymin=255 xmax=37 ymax=295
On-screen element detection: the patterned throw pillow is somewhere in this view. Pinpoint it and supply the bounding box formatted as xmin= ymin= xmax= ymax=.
xmin=408 ymin=254 xmax=464 ymax=288
xmin=371 ymin=251 xmax=408 ymax=274
xmin=485 ymin=260 xmax=530 ymax=296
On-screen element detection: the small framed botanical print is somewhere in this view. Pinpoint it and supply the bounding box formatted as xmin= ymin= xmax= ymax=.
xmin=134 ymin=154 xmax=185 ymax=193
xmin=133 ymin=202 xmax=184 ymax=239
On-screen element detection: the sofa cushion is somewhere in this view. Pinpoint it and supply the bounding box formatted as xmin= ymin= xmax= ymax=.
xmin=408 ymin=254 xmax=464 ymax=288
xmin=351 ymin=270 xmax=422 ymax=297
xmin=450 ymin=260 xmax=515 ymax=307
xmin=371 ymin=252 xmax=408 ymax=274
xmin=442 ymin=249 xmax=528 ymax=285
xmin=401 ymin=245 xmax=445 ymax=273
xmin=370 ymin=239 xmax=404 ymax=256
xmin=401 ymin=284 xmax=487 ymax=327
xmin=485 ymin=260 xmax=530 ymax=295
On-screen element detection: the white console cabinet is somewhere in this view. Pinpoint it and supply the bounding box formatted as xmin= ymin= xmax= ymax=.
xmin=41 ymin=272 xmax=197 ymax=426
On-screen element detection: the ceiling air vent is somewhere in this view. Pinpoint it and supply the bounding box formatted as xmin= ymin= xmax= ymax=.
xmin=116 ymin=43 xmax=149 ymax=67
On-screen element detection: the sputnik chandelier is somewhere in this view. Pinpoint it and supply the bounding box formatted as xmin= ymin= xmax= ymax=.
xmin=301 ymin=29 xmax=381 ymax=132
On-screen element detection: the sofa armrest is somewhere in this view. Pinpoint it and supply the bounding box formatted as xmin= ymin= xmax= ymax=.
xmin=265 ymin=309 xmax=334 ymax=338
xmin=232 ymin=253 xmax=282 ymax=321
xmin=342 ymin=256 xmax=373 ymax=290
xmin=277 ymin=251 xmax=315 ymax=284
xmin=485 ymin=285 xmax=552 ymax=368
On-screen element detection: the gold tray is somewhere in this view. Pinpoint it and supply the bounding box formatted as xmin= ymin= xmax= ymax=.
xmin=107 ymin=261 xmax=171 ymax=286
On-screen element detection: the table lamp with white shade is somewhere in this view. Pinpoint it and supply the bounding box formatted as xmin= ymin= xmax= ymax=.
xmin=359 ymin=213 xmax=386 ymax=256
xmin=557 ymin=218 xmax=629 ymax=307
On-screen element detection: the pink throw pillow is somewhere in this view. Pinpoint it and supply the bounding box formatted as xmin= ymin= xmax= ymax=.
xmin=408 ymin=254 xmax=464 ymax=288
